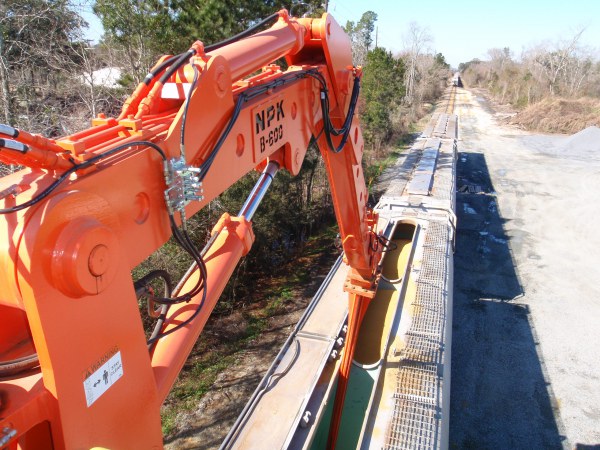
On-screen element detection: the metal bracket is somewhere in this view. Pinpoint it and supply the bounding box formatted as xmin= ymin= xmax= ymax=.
xmin=163 ymin=156 xmax=204 ymax=214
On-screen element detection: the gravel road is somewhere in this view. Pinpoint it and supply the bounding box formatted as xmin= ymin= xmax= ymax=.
xmin=450 ymin=89 xmax=600 ymax=449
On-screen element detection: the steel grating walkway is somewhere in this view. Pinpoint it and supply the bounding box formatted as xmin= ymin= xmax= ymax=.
xmin=374 ymin=105 xmax=457 ymax=450
xmin=383 ymin=221 xmax=450 ymax=450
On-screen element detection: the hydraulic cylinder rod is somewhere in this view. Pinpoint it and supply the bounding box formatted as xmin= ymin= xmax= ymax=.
xmin=238 ymin=161 xmax=279 ymax=221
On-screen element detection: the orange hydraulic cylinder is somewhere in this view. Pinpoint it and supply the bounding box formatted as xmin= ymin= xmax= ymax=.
xmin=152 ymin=214 xmax=254 ymax=402
xmin=209 ymin=13 xmax=306 ymax=82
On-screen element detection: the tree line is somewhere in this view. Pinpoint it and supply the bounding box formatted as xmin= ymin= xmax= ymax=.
xmin=459 ymin=29 xmax=600 ymax=108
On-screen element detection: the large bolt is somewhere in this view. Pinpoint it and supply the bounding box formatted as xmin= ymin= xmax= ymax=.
xmin=88 ymin=244 xmax=110 ymax=277
xmin=51 ymin=217 xmax=119 ymax=297
xmin=299 ymin=411 xmax=312 ymax=429
xmin=329 ymin=349 xmax=338 ymax=362
xmin=216 ymin=71 xmax=227 ymax=92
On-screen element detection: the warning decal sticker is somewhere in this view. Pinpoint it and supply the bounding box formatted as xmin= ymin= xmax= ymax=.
xmin=83 ymin=348 xmax=124 ymax=407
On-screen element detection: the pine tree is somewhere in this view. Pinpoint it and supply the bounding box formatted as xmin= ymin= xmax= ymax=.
xmin=361 ymin=48 xmax=405 ymax=152
xmin=344 ymin=11 xmax=377 ymax=66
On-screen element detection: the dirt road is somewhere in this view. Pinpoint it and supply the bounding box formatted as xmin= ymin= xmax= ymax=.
xmin=450 ymin=88 xmax=600 ymax=448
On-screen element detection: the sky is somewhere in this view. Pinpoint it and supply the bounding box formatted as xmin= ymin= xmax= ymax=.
xmin=79 ymin=0 xmax=600 ymax=68
xmin=328 ymin=0 xmax=600 ymax=67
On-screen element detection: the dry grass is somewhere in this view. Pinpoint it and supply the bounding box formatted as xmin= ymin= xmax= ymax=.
xmin=509 ymin=97 xmax=600 ymax=134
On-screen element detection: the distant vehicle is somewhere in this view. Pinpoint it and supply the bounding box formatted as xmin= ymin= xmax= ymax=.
xmin=452 ymin=72 xmax=463 ymax=87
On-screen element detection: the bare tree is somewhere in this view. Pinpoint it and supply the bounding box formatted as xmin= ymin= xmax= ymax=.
xmin=402 ymin=22 xmax=432 ymax=106
xmin=66 ymin=41 xmax=124 ymax=120
xmin=487 ymin=47 xmax=512 ymax=73
xmin=563 ymin=49 xmax=594 ymax=96
xmin=532 ymin=28 xmax=586 ymax=95
xmin=0 ymin=32 xmax=12 ymax=125
xmin=0 ymin=0 xmax=85 ymax=133
xmin=0 ymin=3 xmax=54 ymax=124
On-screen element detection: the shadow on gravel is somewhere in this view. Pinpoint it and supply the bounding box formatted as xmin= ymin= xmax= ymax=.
xmin=450 ymin=152 xmax=565 ymax=449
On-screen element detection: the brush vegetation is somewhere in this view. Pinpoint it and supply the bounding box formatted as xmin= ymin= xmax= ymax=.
xmin=460 ymin=30 xmax=600 ymax=133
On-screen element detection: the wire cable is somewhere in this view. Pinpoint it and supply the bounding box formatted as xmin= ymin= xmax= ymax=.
xmin=143 ymin=217 xmax=218 ymax=346
xmin=0 ymin=165 xmax=78 ymax=214
xmin=380 ymin=274 xmax=403 ymax=284
xmin=373 ymin=233 xmax=397 ymax=252
xmin=305 ymin=70 xmax=361 ymax=153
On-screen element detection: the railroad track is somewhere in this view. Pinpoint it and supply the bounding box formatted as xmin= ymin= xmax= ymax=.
xmin=445 ymin=84 xmax=457 ymax=114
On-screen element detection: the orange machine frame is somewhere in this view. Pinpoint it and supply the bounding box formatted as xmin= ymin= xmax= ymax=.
xmin=0 ymin=10 xmax=381 ymax=449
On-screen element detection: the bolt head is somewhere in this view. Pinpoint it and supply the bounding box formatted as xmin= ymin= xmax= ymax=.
xmin=88 ymin=244 xmax=110 ymax=276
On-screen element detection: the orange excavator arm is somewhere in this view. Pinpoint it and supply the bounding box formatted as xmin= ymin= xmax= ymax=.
xmin=0 ymin=10 xmax=381 ymax=449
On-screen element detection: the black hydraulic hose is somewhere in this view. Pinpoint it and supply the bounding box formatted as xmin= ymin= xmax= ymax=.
xmin=146 ymin=258 xmax=208 ymax=346
xmin=147 ymin=11 xmax=281 ymax=88
xmin=321 ymin=75 xmax=361 ymax=153
xmin=180 ymin=63 xmax=200 ymax=154
xmin=135 ymin=270 xmax=174 ymax=347
xmin=197 ymin=69 xmax=317 ymax=182
xmin=142 ymin=217 xmax=210 ymax=348
xmin=134 ymin=269 xmax=174 ymax=296
xmin=147 ymin=229 xmax=219 ymax=347
xmin=330 ymin=76 xmax=361 ymax=137
xmin=143 ymin=54 xmax=182 ymax=85
xmin=0 ymin=354 xmax=39 ymax=377
xmin=158 ymin=49 xmax=195 ymax=85
xmin=197 ymin=92 xmax=245 ymax=181
xmin=205 ymin=12 xmax=280 ymax=53
xmin=306 ymin=70 xmax=361 ymax=153
xmin=0 ymin=165 xmax=78 ymax=214
xmin=147 ymin=304 xmax=169 ymax=346
xmin=159 ymin=217 xmax=205 ymax=303
xmin=0 ymin=140 xmax=166 ymax=215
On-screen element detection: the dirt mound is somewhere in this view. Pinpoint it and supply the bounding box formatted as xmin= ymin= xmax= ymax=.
xmin=508 ymin=97 xmax=600 ymax=134
xmin=556 ymin=126 xmax=600 ymax=158
xmin=523 ymin=126 xmax=600 ymax=160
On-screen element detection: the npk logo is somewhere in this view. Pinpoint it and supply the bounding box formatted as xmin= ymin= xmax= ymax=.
xmin=253 ymin=97 xmax=285 ymax=156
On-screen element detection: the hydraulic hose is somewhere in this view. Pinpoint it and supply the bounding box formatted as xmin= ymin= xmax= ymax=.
xmin=0 ymin=354 xmax=39 ymax=377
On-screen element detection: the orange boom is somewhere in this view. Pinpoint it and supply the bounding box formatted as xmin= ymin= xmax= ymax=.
xmin=0 ymin=10 xmax=382 ymax=449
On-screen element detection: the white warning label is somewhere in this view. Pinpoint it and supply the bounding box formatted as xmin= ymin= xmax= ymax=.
xmin=83 ymin=350 xmax=124 ymax=407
